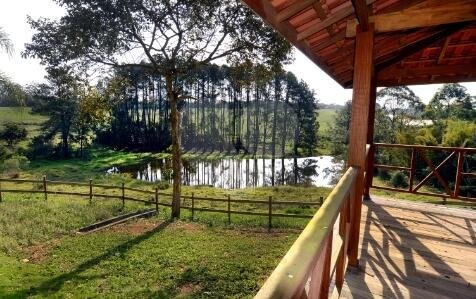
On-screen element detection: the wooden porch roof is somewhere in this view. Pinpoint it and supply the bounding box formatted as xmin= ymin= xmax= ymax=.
xmin=241 ymin=0 xmax=476 ymax=88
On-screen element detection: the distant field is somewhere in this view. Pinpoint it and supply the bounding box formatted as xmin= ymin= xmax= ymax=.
xmin=0 ymin=107 xmax=48 ymax=146
xmin=317 ymin=108 xmax=337 ymax=135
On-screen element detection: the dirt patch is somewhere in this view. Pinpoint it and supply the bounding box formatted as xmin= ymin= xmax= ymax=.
xmin=178 ymin=283 xmax=202 ymax=296
xmin=169 ymin=221 xmax=205 ymax=232
xmin=25 ymin=239 xmax=60 ymax=263
xmin=107 ymin=219 xmax=161 ymax=235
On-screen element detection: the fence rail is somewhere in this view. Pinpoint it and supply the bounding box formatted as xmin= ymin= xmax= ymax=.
xmin=366 ymin=143 xmax=476 ymax=202
xmin=0 ymin=176 xmax=323 ymax=229
xmin=255 ymin=167 xmax=359 ymax=298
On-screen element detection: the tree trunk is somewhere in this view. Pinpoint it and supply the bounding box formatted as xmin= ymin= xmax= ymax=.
xmin=165 ymin=74 xmax=181 ymax=219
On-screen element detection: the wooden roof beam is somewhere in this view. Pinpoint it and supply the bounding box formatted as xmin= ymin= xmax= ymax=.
xmin=378 ymin=64 xmax=476 ymax=80
xmin=297 ymin=0 xmax=376 ymax=41
xmin=346 ymin=0 xmax=476 ymax=37
xmin=276 ymin=0 xmax=318 ymax=23
xmin=351 ymin=0 xmax=370 ymax=31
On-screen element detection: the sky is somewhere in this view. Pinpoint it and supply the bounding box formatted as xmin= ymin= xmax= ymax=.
xmin=1 ymin=0 xmax=475 ymax=105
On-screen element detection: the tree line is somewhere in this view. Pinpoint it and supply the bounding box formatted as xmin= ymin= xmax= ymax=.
xmin=96 ymin=64 xmax=318 ymax=157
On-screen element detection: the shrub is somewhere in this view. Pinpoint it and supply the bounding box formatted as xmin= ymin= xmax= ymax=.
xmin=1 ymin=155 xmax=30 ymax=177
xmin=390 ymin=171 xmax=408 ymax=188
xmin=377 ymin=169 xmax=391 ymax=180
xmin=0 ymin=122 xmax=27 ymax=148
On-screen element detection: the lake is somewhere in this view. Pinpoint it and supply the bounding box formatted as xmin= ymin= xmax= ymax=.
xmin=107 ymin=156 xmax=341 ymax=189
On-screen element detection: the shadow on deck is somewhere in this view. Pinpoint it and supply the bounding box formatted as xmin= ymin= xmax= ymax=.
xmin=341 ymin=197 xmax=475 ymax=299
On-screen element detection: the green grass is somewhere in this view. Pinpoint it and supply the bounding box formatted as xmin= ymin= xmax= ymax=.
xmin=0 ymin=188 xmax=299 ymax=298
xmin=0 ymin=107 xmax=48 ymax=149
xmin=0 ymin=216 xmax=297 ymax=298
xmin=316 ymin=108 xmax=336 ymax=135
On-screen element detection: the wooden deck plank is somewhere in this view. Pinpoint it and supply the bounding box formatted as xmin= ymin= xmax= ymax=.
xmin=341 ymin=197 xmax=476 ymax=299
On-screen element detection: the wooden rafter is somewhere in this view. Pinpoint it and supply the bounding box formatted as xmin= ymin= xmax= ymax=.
xmin=297 ymin=0 xmax=376 ymax=41
xmin=346 ymin=0 xmax=476 ymax=37
xmin=276 ymin=0 xmax=317 ymax=23
xmin=375 ymin=24 xmax=466 ymax=72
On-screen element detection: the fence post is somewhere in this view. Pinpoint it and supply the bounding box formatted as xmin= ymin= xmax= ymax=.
xmin=155 ymin=187 xmax=159 ymax=213
xmin=121 ymin=182 xmax=125 ymax=209
xmin=89 ymin=179 xmax=93 ymax=204
xmin=227 ymin=194 xmax=231 ymax=225
xmin=43 ymin=175 xmax=47 ymax=201
xmin=191 ymin=193 xmax=195 ymax=220
xmin=0 ymin=180 xmax=2 ymax=203
xmin=268 ymin=196 xmax=272 ymax=231
xmin=319 ymin=196 xmax=324 ymax=205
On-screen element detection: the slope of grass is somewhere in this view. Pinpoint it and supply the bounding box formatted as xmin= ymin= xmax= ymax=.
xmin=0 ymin=107 xmax=48 ymax=149
xmin=316 ymin=108 xmax=337 ymax=135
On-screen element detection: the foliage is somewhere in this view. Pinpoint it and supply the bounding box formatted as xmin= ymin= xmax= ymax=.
xmin=24 ymin=0 xmax=293 ymax=218
xmin=327 ymin=101 xmax=351 ymax=161
xmin=390 ymin=171 xmax=408 ymax=188
xmin=0 ymin=122 xmax=27 ymax=148
xmin=0 ymin=27 xmax=13 ymax=56
xmin=377 ymin=86 xmax=424 ymax=143
xmin=1 ymin=155 xmax=30 ymax=177
xmin=441 ymin=120 xmax=476 ymax=147
xmin=425 ymin=83 xmax=475 ymax=122
xmin=0 ymin=73 xmax=25 ymax=106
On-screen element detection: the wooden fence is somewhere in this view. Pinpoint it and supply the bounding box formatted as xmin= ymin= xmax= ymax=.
xmin=365 ymin=143 xmax=476 ymax=202
xmin=0 ymin=176 xmax=323 ymax=229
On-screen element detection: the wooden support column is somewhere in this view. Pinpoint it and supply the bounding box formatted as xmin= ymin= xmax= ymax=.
xmin=363 ymin=76 xmax=376 ymax=200
xmin=347 ymin=24 xmax=375 ymax=267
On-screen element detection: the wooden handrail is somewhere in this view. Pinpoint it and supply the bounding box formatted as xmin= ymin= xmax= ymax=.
xmin=374 ymin=143 xmax=476 ymax=152
xmin=255 ymin=167 xmax=358 ymax=299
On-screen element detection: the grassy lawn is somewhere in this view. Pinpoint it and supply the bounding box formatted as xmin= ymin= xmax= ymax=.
xmin=0 ymin=192 xmax=298 ymax=298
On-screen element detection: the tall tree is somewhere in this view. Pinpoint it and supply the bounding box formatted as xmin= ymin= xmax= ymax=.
xmin=0 ymin=27 xmax=13 ymax=56
xmin=24 ymin=0 xmax=291 ymax=218
xmin=377 ymin=86 xmax=424 ymax=143
xmin=425 ymin=83 xmax=474 ymax=122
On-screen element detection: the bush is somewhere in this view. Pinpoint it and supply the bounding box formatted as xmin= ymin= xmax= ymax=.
xmin=0 ymin=122 xmax=27 ymax=147
xmin=377 ymin=169 xmax=391 ymax=180
xmin=1 ymin=155 xmax=30 ymax=177
xmin=390 ymin=171 xmax=408 ymax=188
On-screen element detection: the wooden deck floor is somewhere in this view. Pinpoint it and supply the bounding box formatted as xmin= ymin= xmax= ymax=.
xmin=340 ymin=197 xmax=476 ymax=299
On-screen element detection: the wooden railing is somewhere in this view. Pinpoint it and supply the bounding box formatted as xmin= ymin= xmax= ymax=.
xmin=255 ymin=167 xmax=358 ymax=298
xmin=0 ymin=177 xmax=323 ymax=229
xmin=366 ymin=143 xmax=476 ymax=202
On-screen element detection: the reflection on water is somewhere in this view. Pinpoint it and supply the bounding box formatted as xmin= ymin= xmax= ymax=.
xmin=107 ymin=156 xmax=341 ymax=189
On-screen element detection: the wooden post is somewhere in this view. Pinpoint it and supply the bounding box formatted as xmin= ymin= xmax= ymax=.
xmin=121 ymin=182 xmax=125 ymax=208
xmin=191 ymin=193 xmax=195 ymax=220
xmin=268 ymin=196 xmax=272 ymax=231
xmin=454 ymin=150 xmax=464 ymax=197
xmin=227 ymin=194 xmax=231 ymax=225
xmin=43 ymin=175 xmax=47 ymax=201
xmin=347 ymin=24 xmax=375 ymax=267
xmin=363 ymin=144 xmax=375 ymax=200
xmin=409 ymin=147 xmax=417 ymax=192
xmin=155 ymin=187 xmax=159 ymax=213
xmin=89 ymin=179 xmax=93 ymax=204
xmin=319 ymin=196 xmax=324 ymax=205
xmin=0 ymin=180 xmax=2 ymax=203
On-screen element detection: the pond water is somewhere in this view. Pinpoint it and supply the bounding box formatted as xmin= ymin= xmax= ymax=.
xmin=107 ymin=156 xmax=341 ymax=189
